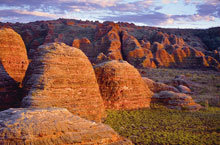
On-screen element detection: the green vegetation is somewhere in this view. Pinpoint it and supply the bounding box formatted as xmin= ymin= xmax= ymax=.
xmin=104 ymin=105 xmax=220 ymax=145
xmin=139 ymin=68 xmax=220 ymax=106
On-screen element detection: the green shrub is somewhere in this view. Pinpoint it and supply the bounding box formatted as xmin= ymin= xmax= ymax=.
xmin=104 ymin=107 xmax=220 ymax=145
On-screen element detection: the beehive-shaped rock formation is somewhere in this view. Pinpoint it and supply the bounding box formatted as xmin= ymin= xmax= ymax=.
xmin=22 ymin=43 xmax=105 ymax=122
xmin=0 ymin=27 xmax=29 ymax=83
xmin=94 ymin=60 xmax=153 ymax=109
xmin=0 ymin=108 xmax=132 ymax=145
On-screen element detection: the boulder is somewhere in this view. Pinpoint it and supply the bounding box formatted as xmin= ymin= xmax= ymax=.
xmin=154 ymin=91 xmax=201 ymax=110
xmin=142 ymin=77 xmax=179 ymax=93
xmin=0 ymin=108 xmax=132 ymax=145
xmin=22 ymin=43 xmax=105 ymax=122
xmin=0 ymin=28 xmax=29 ymax=83
xmin=94 ymin=60 xmax=153 ymax=110
xmin=177 ymin=85 xmax=191 ymax=94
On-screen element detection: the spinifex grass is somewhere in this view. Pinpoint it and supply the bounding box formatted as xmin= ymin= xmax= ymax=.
xmin=104 ymin=105 xmax=220 ymax=145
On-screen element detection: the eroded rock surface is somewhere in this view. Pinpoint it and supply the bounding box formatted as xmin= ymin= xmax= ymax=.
xmin=0 ymin=62 xmax=21 ymax=110
xmin=0 ymin=27 xmax=29 ymax=83
xmin=142 ymin=77 xmax=179 ymax=93
xmin=22 ymin=42 xmax=105 ymax=122
xmin=154 ymin=91 xmax=201 ymax=110
xmin=0 ymin=108 xmax=132 ymax=145
xmin=94 ymin=60 xmax=153 ymax=109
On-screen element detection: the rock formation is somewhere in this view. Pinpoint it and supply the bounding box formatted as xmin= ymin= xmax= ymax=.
xmin=2 ymin=19 xmax=219 ymax=71
xmin=22 ymin=43 xmax=105 ymax=122
xmin=154 ymin=91 xmax=201 ymax=110
xmin=0 ymin=62 xmax=21 ymax=110
xmin=0 ymin=27 xmax=29 ymax=83
xmin=94 ymin=60 xmax=153 ymax=109
xmin=93 ymin=23 xmax=123 ymax=63
xmin=0 ymin=108 xmax=132 ymax=145
xmin=154 ymin=48 xmax=175 ymax=67
xmin=142 ymin=77 xmax=179 ymax=93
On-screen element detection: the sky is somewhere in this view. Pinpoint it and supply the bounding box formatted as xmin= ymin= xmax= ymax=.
xmin=0 ymin=0 xmax=219 ymax=28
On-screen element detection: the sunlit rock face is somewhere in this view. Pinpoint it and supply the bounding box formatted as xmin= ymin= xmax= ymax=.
xmin=0 ymin=27 xmax=29 ymax=83
xmin=22 ymin=42 xmax=105 ymax=122
xmin=94 ymin=60 xmax=153 ymax=110
xmin=0 ymin=108 xmax=133 ymax=145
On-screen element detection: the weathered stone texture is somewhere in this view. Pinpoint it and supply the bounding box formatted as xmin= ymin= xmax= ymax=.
xmin=22 ymin=43 xmax=105 ymax=122
xmin=142 ymin=77 xmax=179 ymax=93
xmin=0 ymin=108 xmax=133 ymax=145
xmin=154 ymin=91 xmax=201 ymax=110
xmin=0 ymin=28 xmax=29 ymax=83
xmin=94 ymin=60 xmax=153 ymax=109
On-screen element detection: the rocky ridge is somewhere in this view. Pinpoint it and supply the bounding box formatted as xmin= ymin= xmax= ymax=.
xmin=1 ymin=19 xmax=219 ymax=71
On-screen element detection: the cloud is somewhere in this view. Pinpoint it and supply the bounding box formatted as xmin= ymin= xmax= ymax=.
xmin=162 ymin=0 xmax=178 ymax=4
xmin=15 ymin=10 xmax=57 ymax=18
xmin=59 ymin=0 xmax=118 ymax=7
xmin=0 ymin=9 xmax=57 ymax=22
xmin=101 ymin=12 xmax=173 ymax=26
xmin=172 ymin=14 xmax=215 ymax=22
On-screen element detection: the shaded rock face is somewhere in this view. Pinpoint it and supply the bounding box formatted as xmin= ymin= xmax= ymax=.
xmin=96 ymin=26 xmax=122 ymax=61
xmin=22 ymin=43 xmax=105 ymax=122
xmin=0 ymin=62 xmax=22 ymax=110
xmin=94 ymin=60 xmax=153 ymax=110
xmin=142 ymin=77 xmax=179 ymax=93
xmin=72 ymin=37 xmax=96 ymax=57
xmin=0 ymin=28 xmax=29 ymax=83
xmin=0 ymin=108 xmax=132 ymax=145
xmin=154 ymin=47 xmax=175 ymax=67
xmin=154 ymin=91 xmax=201 ymax=110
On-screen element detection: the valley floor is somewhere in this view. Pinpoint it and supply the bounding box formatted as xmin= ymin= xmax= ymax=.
xmin=104 ymin=68 xmax=220 ymax=144
xmin=105 ymin=106 xmax=220 ymax=144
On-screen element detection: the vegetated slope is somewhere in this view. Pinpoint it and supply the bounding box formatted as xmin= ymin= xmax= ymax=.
xmin=1 ymin=19 xmax=220 ymax=70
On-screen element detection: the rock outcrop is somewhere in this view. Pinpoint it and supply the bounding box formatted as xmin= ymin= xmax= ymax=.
xmin=0 ymin=62 xmax=21 ymax=110
xmin=0 ymin=108 xmax=132 ymax=145
xmin=22 ymin=43 xmax=105 ymax=122
xmin=94 ymin=60 xmax=153 ymax=109
xmin=2 ymin=20 xmax=219 ymax=71
xmin=154 ymin=91 xmax=201 ymax=110
xmin=142 ymin=77 xmax=179 ymax=93
xmin=154 ymin=48 xmax=175 ymax=67
xmin=0 ymin=27 xmax=29 ymax=83
xmin=72 ymin=37 xmax=95 ymax=57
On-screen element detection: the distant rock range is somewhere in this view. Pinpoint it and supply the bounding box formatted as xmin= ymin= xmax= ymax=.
xmin=1 ymin=18 xmax=220 ymax=71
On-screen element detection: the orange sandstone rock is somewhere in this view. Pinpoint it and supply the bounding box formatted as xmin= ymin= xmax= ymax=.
xmin=22 ymin=43 xmax=105 ymax=122
xmin=0 ymin=108 xmax=133 ymax=145
xmin=0 ymin=28 xmax=29 ymax=83
xmin=94 ymin=60 xmax=153 ymax=110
